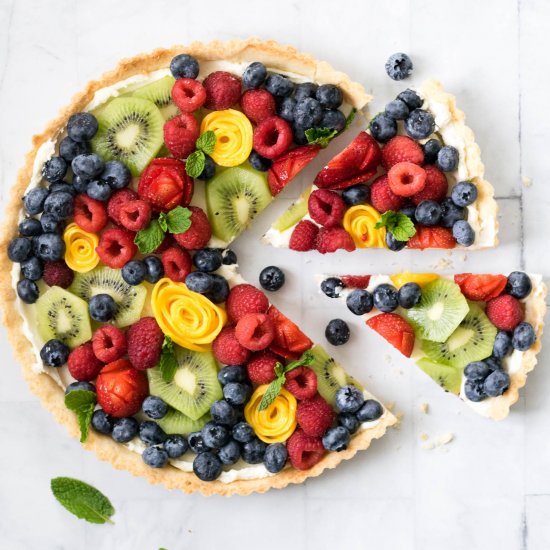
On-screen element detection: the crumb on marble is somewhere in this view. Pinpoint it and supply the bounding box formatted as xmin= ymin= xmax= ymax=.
xmin=431 ymin=256 xmax=454 ymax=270
xmin=420 ymin=432 xmax=429 ymax=441
xmin=384 ymin=354 xmax=393 ymax=365
xmin=419 ymin=402 xmax=429 ymax=414
xmin=522 ymin=175 xmax=533 ymax=188
xmin=421 ymin=432 xmax=454 ymax=451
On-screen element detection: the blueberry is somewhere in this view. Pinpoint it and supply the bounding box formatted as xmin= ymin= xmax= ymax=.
xmin=404 ymin=109 xmax=435 ymax=140
xmin=422 ymin=138 xmax=442 ymax=164
xmin=111 ymin=417 xmax=139 ymax=443
xmin=321 ymin=109 xmax=347 ymax=132
xmin=219 ymin=439 xmax=241 ymax=465
xmin=188 ymin=431 xmax=208 ymax=454
xmin=322 ymin=426 xmax=350 ymax=452
xmin=342 ymin=184 xmax=370 ymax=206
xmin=265 ymin=74 xmax=294 ymax=97
xmin=210 ymin=399 xmax=239 ymax=426
xmin=453 ymin=220 xmax=475 ymax=246
xmin=436 ymin=146 xmax=459 ymax=172
xmin=264 ymin=442 xmax=288 ymax=473
xmin=65 ymin=381 xmax=96 ymax=395
xmin=321 ymin=277 xmax=344 ymax=298
xmin=338 ymin=413 xmax=360 ymax=434
xmin=164 ymin=435 xmax=189 ymax=458
xmin=101 ymin=160 xmax=131 ymax=190
xmin=198 ymin=155 xmax=216 ymax=180
xmin=316 ymin=84 xmax=343 ymax=109
xmin=294 ymin=97 xmax=323 ymax=129
xmin=223 ymin=382 xmax=250 ymax=406
xmin=24 ymin=187 xmax=49 ymax=215
xmin=91 ymin=410 xmax=114 ymax=434
xmin=464 ymin=379 xmax=487 ymax=402
xmin=40 ymin=339 xmax=69 ymax=366
xmin=248 ymin=151 xmax=272 ymax=172
xmin=397 ymin=89 xmax=423 ymax=110
xmin=356 ymin=399 xmax=384 ymax=422
xmin=484 ymin=356 xmax=502 ymax=372
xmin=439 ymin=197 xmax=465 ymax=228
xmin=493 ymin=331 xmax=513 ymax=359
xmin=143 ymin=255 xmax=164 ymax=284
xmin=506 ymin=271 xmax=532 ymax=299
xmin=67 ymin=112 xmax=98 ymax=142
xmin=232 ymin=421 xmax=255 ymax=443
xmin=193 ymin=451 xmax=222 ymax=481
xmin=201 ymin=422 xmax=230 ymax=449
xmin=369 ymin=113 xmax=397 ymax=143
xmin=464 ymin=361 xmax=491 ymax=382
xmin=72 ymin=153 xmax=105 ymax=179
xmin=399 ymin=205 xmax=417 ymax=223
xmin=242 ymin=61 xmax=267 ymax=89
xmin=121 ymin=260 xmax=147 ymax=285
xmin=415 ymin=200 xmax=442 ymax=226
xmin=335 ymin=385 xmax=365 ymax=413
xmin=277 ymin=96 xmax=296 ymax=122
xmin=43 ymin=191 xmax=74 ymax=220
xmin=512 ymin=322 xmax=536 ymax=351
xmin=259 ymin=265 xmax=285 ymax=291
xmin=242 ymin=437 xmax=267 ymax=464
xmin=49 ymin=182 xmax=76 ymax=196
xmin=384 ymin=99 xmax=409 ymax=121
xmin=8 ymin=237 xmax=32 ymax=262
xmin=292 ymin=125 xmax=308 ymax=145
xmin=386 ymin=231 xmax=407 ymax=251
xmin=185 ymin=271 xmax=214 ymax=294
xmin=17 ymin=279 xmax=39 ymax=304
xmin=142 ymin=396 xmax=168 ymax=419
xmin=373 ymin=283 xmax=399 ymax=312
xmin=87 ymin=179 xmax=112 ymax=202
xmin=218 ymin=365 xmax=247 ymax=386
xmin=205 ymin=274 xmax=230 ymax=304
xmin=222 ymin=249 xmax=237 ymax=265
xmin=19 ymin=218 xmax=43 ymax=237
xmin=89 ymin=293 xmax=117 ymax=322
xmin=346 ymin=289 xmax=374 ymax=315
xmin=59 ymin=136 xmax=89 ymax=162
xmin=385 ymin=53 xmax=413 ymax=81
xmin=21 ymin=256 xmax=43 ymax=281
xmin=325 ymin=318 xmax=350 ymax=346
xmin=193 ymin=248 xmax=222 ymax=272
xmin=34 ymin=233 xmax=65 ymax=261
xmin=451 ymin=181 xmax=477 ymax=208
xmin=139 ymin=421 xmax=167 ymax=445
xmin=294 ymin=82 xmax=318 ymax=102
xmin=72 ymin=175 xmax=90 ymax=194
xmin=398 ymin=282 xmax=421 ymax=309
xmin=483 ymin=370 xmax=510 ymax=397
xmin=170 ymin=54 xmax=199 ymax=79
xmin=142 ymin=446 xmax=169 ymax=468
xmin=42 ymin=157 xmax=68 ymax=183
xmin=40 ymin=214 xmax=61 ymax=234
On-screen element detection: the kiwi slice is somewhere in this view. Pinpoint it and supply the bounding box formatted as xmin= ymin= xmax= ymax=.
xmin=36 ymin=286 xmax=92 ymax=347
xmin=69 ymin=266 xmax=146 ymax=328
xmin=309 ymin=345 xmax=362 ymax=407
xmin=147 ymin=347 xmax=222 ymax=420
xmin=130 ymin=76 xmax=179 ymax=121
xmin=421 ymin=302 xmax=497 ymax=369
xmin=206 ymin=166 xmax=272 ymax=243
xmin=156 ymin=407 xmax=210 ymax=435
xmin=416 ymin=358 xmax=462 ymax=394
xmin=272 ymin=186 xmax=312 ymax=232
xmin=90 ymin=97 xmax=164 ymax=176
xmin=406 ymin=278 xmax=469 ymax=343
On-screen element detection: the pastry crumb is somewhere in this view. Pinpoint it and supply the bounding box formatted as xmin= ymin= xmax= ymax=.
xmin=386 ymin=401 xmax=395 ymax=412
xmin=431 ymin=256 xmax=453 ymax=270
xmin=419 ymin=402 xmax=429 ymax=414
xmin=522 ymin=175 xmax=533 ymax=188
xmin=421 ymin=432 xmax=454 ymax=451
xmin=420 ymin=432 xmax=429 ymax=441
xmin=393 ymin=411 xmax=404 ymax=429
xmin=384 ymin=354 xmax=393 ymax=365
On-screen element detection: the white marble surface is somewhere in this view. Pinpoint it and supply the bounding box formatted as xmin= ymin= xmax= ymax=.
xmin=0 ymin=0 xmax=549 ymax=548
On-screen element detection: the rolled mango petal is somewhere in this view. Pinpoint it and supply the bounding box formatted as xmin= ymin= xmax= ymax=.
xmin=63 ymin=223 xmax=100 ymax=273
xmin=342 ymin=204 xmax=387 ymax=248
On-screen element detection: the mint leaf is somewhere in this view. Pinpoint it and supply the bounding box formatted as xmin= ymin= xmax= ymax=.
xmin=159 ymin=336 xmax=178 ymax=382
xmin=51 ymin=477 xmax=115 ymax=524
xmin=375 ymin=210 xmax=416 ymax=242
xmin=185 ymin=150 xmax=205 ymax=178
xmin=345 ymin=108 xmax=357 ymax=130
xmin=305 ymin=127 xmax=338 ymax=148
xmin=64 ymin=390 xmax=96 ymax=443
xmin=196 ymin=130 xmax=216 ymax=155
xmin=157 ymin=213 xmax=168 ymax=233
xmin=134 ymin=219 xmax=166 ymax=254
xmin=166 ymin=206 xmax=192 ymax=235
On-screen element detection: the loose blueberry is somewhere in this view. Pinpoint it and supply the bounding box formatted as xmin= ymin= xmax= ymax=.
xmin=483 ymin=370 xmax=510 ymax=397
xmin=193 ymin=248 xmax=222 ymax=272
xmin=506 ymin=271 xmax=532 ymax=299
xmin=294 ymin=82 xmax=318 ymax=102
xmin=164 ymin=435 xmax=189 ymax=459
xmin=17 ymin=279 xmax=39 ymax=304
xmin=404 ymin=109 xmax=435 ymax=140
xmin=277 ymin=96 xmax=296 ymax=122
xmin=185 ymin=271 xmax=214 ymax=294
xmin=19 ymin=218 xmax=43 ymax=237
xmin=188 ymin=431 xmax=208 ymax=454
xmin=198 ymin=155 xmax=216 ymax=180
xmin=464 ymin=361 xmax=491 ymax=382
xmin=40 ymin=214 xmax=61 ymax=234
xmin=242 ymin=61 xmax=267 ymax=89
xmin=8 ymin=237 xmax=32 ymax=263
xmin=453 ymin=220 xmax=475 ymax=246
xmin=112 ymin=417 xmax=139 ymax=443
xmin=415 ymin=200 xmax=442 ymax=226
xmin=385 ymin=53 xmax=413 ymax=81
xmin=464 ymin=379 xmax=487 ymax=402
xmin=338 ymin=413 xmax=360 ymax=434
xmin=142 ymin=396 xmax=168 ymax=420
xmin=193 ymin=451 xmax=222 ymax=481
xmin=91 ymin=410 xmax=114 ymax=434
xmin=42 ymin=157 xmax=68 ymax=183
xmin=321 ymin=277 xmax=344 ymax=298
xmin=356 ymin=399 xmax=384 ymax=422
xmin=293 ymin=97 xmax=323 ymax=129
xmin=493 ymin=331 xmax=513 ymax=359
xmin=143 ymin=446 xmax=169 ymax=468
xmin=385 ymin=99 xmax=410 ymax=120
xmin=72 ymin=153 xmax=104 ymax=179
xmin=210 ymin=399 xmax=239 ymax=426
xmin=218 ymin=365 xmax=247 ymax=386
xmin=170 ymin=54 xmax=199 ymax=79
xmin=43 ymin=192 xmax=74 ymax=220
xmin=223 ymin=382 xmax=250 ymax=406
xmin=201 ymin=421 xmax=230 ymax=449
xmin=121 ymin=260 xmax=147 ymax=285
xmin=24 ymin=187 xmax=49 ymax=215
xmin=342 ymin=184 xmax=370 ymax=206
xmin=335 ymin=385 xmax=365 ymax=413
xmin=397 ymin=89 xmax=423 ymax=110
xmin=242 ymin=437 xmax=267 ymax=464
xmin=101 ymin=160 xmax=131 ymax=190
xmin=89 ymin=293 xmax=117 ymax=322
xmin=139 ymin=421 xmax=167 ymax=445
xmin=248 ymin=151 xmax=272 ymax=172
xmin=439 ymin=197 xmax=465 ymax=228
xmin=67 ymin=112 xmax=98 ymax=142
xmin=264 ymin=442 xmax=288 ymax=473
xmin=219 ymin=439 xmax=241 ymax=465
xmin=370 ymin=113 xmax=397 ymax=143
xmin=265 ymin=74 xmax=294 ymax=97
xmin=205 ymin=274 xmax=230 ymax=304
xmin=325 ymin=318 xmax=350 ymax=346
xmin=422 ymin=138 xmax=442 ymax=164
xmin=316 ymin=84 xmax=343 ymax=109
xmin=322 ymin=426 xmax=350 ymax=452
xmin=143 ymin=255 xmax=164 ymax=284
xmin=40 ymin=339 xmax=69 ymax=366
xmin=436 ymin=146 xmax=459 ymax=172
xmin=87 ymin=179 xmax=112 ymax=202
xmin=321 ymin=109 xmax=347 ymax=132
xmin=346 ymin=289 xmax=374 ymax=315
xmin=259 ymin=265 xmax=285 ymax=291
xmin=512 ymin=322 xmax=536 ymax=351
xmin=21 ymin=256 xmax=43 ymax=281
xmin=222 ymin=249 xmax=237 ymax=265
xmin=373 ymin=283 xmax=399 ymax=312
xmin=34 ymin=233 xmax=65 ymax=261
xmin=399 ymin=205 xmax=417 ymax=222
xmin=59 ymin=136 xmax=89 ymax=162
xmin=72 ymin=175 xmax=90 ymax=194
xmin=398 ymin=282 xmax=421 ymax=309
xmin=232 ymin=421 xmax=255 ymax=443
xmin=386 ymin=231 xmax=407 ymax=251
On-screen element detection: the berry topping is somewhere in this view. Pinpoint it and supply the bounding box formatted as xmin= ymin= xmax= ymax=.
xmin=370 ymin=113 xmax=397 ymax=143
xmin=8 ymin=237 xmax=31 ymax=263
xmin=101 ymin=160 xmax=131 ymax=190
xmin=512 ymin=322 xmax=536 ymax=351
xmin=398 ymin=282 xmax=422 ymax=309
xmin=335 ymin=385 xmax=364 ymax=413
xmin=72 ymin=153 xmax=104 ymax=180
xmin=163 ymin=113 xmax=200 ymax=159
xmin=40 ymin=339 xmax=69 ymax=367
xmin=483 ymin=370 xmax=510 ymax=397
xmin=264 ymin=443 xmax=288 ymax=473
xmin=370 ymin=175 xmax=406 ymax=213
xmin=308 ymin=189 xmax=346 ymax=228
xmin=287 ymin=428 xmax=325 ymax=470
xmin=385 ymin=53 xmax=413 ymax=81
xmin=284 ymin=366 xmax=317 ymax=400
xmin=294 ymin=97 xmax=323 ymax=128
xmin=246 ymin=350 xmax=278 ymax=384
xmin=226 ymin=283 xmax=269 ymax=323
xmin=265 ymin=73 xmax=294 ymax=98
xmin=451 ymin=181 xmax=478 ymax=207
xmin=439 ymin=197 xmax=465 ymax=228
xmin=68 ymin=342 xmax=104 ymax=381
xmin=289 ymin=220 xmax=319 ymax=252
xmin=366 ymin=313 xmax=415 ymax=357
xmin=407 ymin=226 xmax=456 ymax=249
xmin=96 ymin=228 xmax=137 ymax=269
xmin=267 ymin=305 xmax=313 ymax=360
xmin=296 ymin=394 xmax=335 ymax=437
xmin=242 ymin=62 xmax=267 ymax=89
xmin=203 ymin=71 xmax=242 ymax=111
xmin=161 ymin=246 xmax=192 ymax=282
xmin=485 ymin=295 xmax=524 ymax=331
xmin=404 ymin=109 xmax=435 ymax=140
xmin=436 ymin=146 xmax=459 ymax=172
xmin=42 ymin=260 xmax=74 ymax=288
xmin=235 ymin=313 xmax=275 ymax=351
xmin=171 ymin=78 xmax=206 ymax=113
xmin=118 ymin=200 xmax=152 ymax=232
xmin=170 ymin=54 xmax=199 ymax=79
xmin=381 ymin=136 xmax=424 ymax=170
xmin=107 ymin=188 xmax=138 ymax=225
xmin=67 ymin=112 xmax=98 ymax=142
xmin=212 ymin=326 xmax=251 ymax=365
xmin=43 ymin=156 xmax=68 ymax=183
xmin=325 ymin=318 xmax=351 ymax=346
xmin=410 ymin=165 xmax=448 ymax=205
xmin=492 ymin=331 xmax=513 ymax=359
xmin=252 ymin=116 xmax=293 ymax=159
xmin=321 ymin=277 xmax=344 ymax=298
xmin=259 ymin=265 xmax=285 ymax=292
xmin=356 ymin=399 xmax=384 ymax=422
xmin=315 ymin=226 xmax=356 ymax=254
xmin=127 ymin=317 xmax=164 ymax=371
xmin=89 ymin=293 xmax=117 ymax=322
xmin=267 ymin=144 xmax=320 ymax=196
xmin=172 ymin=206 xmax=211 ymax=250
xmin=193 ymin=247 xmax=222 ymax=272
xmin=373 ymin=284 xmax=399 ymax=312
xmin=346 ymin=289 xmax=374 ymax=315
xmin=415 ymin=200 xmax=442 ymax=226
xmin=422 ymin=138 xmax=442 ymax=164
xmin=24 ymin=187 xmax=49 ymax=215
xmin=249 ymin=151 xmax=272 ymax=172
xmin=240 ymin=89 xmax=277 ymax=124
xmin=322 ymin=426 xmax=350 ymax=451
xmin=316 ymin=84 xmax=343 ymax=109
xmin=92 ymin=325 xmax=127 ymax=363
xmin=506 ymin=271 xmax=532 ymax=299
xmin=397 ymin=89 xmax=423 ymax=110
xmin=340 ymin=275 xmax=372 ymax=288
xmin=453 ymin=220 xmax=475 ymax=246
xmin=385 ymin=99 xmax=409 ymax=120
xmin=73 ymin=194 xmax=108 ymax=233
xmin=388 ymin=162 xmax=427 ymax=197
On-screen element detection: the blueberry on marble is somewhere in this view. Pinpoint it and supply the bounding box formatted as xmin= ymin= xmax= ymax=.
xmin=40 ymin=339 xmax=69 ymax=367
xmin=101 ymin=160 xmax=131 ymax=189
xmin=170 ymin=54 xmax=199 ymax=79
xmin=512 ymin=322 xmax=536 ymax=351
xmin=188 ymin=431 xmax=208 ymax=454
xmin=265 ymin=73 xmax=294 ymax=97
xmin=464 ymin=361 xmax=491 ymax=382
xmin=321 ymin=109 xmax=347 ymax=132
xmin=483 ymin=369 xmax=510 ymax=397
xmin=67 ymin=112 xmax=98 ymax=142
xmin=40 ymin=214 xmax=61 ymax=234
xmin=322 ymin=426 xmax=350 ymax=452
xmin=139 ymin=420 xmax=167 ymax=445
xmin=193 ymin=451 xmax=222 ymax=481
xmin=91 ymin=410 xmax=114 ymax=434
xmin=277 ymin=96 xmax=296 ymax=122
xmin=218 ymin=365 xmax=247 ymax=386
xmin=43 ymin=191 xmax=74 ymax=220
xmin=386 ymin=231 xmax=407 ymax=251
xmin=294 ymin=82 xmax=318 ymax=102
xmin=8 ymin=237 xmax=32 ymax=263
xmin=111 ymin=417 xmax=139 ymax=443
xmin=163 ymin=435 xmax=189 ymax=459
xmin=436 ymin=146 xmax=459 ymax=172
xmin=59 ymin=136 xmax=89 ymax=162
xmin=19 ymin=218 xmax=43 ymax=237
xmin=242 ymin=437 xmax=267 ymax=464
xmin=219 ymin=439 xmax=241 ymax=465
xmin=143 ymin=255 xmax=164 ymax=284
xmin=248 ymin=150 xmax=272 ymax=172
xmin=343 ymin=184 xmax=370 ymax=206
xmin=223 ymin=382 xmax=250 ymax=406
xmin=385 ymin=99 xmax=410 ymax=120
xmin=506 ymin=271 xmax=532 ymax=299
xmin=21 ymin=256 xmax=43 ymax=281
xmin=464 ymin=379 xmax=487 ymax=402
xmin=210 ymin=399 xmax=239 ymax=426
xmin=453 ymin=220 xmax=475 ymax=246
xmin=65 ymin=381 xmax=96 ymax=395
xmin=422 ymin=138 xmax=442 ymax=165
xmin=24 ymin=187 xmax=49 ymax=215
xmin=89 ymin=293 xmax=117 ymax=322
xmin=385 ymin=53 xmax=413 ymax=81
xmin=264 ymin=443 xmax=288 ymax=473
xmin=356 ymin=399 xmax=383 ymax=422
xmin=397 ymin=89 xmax=423 ymax=110
xmin=415 ymin=200 xmax=442 ymax=226
xmin=404 ymin=109 xmax=435 ymax=140
xmin=259 ymin=265 xmax=285 ymax=291
xmin=325 ymin=318 xmax=350 ymax=346
xmin=193 ymin=248 xmax=222 ymax=272
xmin=373 ymin=283 xmax=399 ymax=312
xmin=142 ymin=446 xmax=169 ymax=468
xmin=142 ymin=396 xmax=168 ymax=420
xmin=185 ymin=271 xmax=214 ymax=294
xmin=205 ymin=274 xmax=230 ymax=304
xmin=439 ymin=197 xmax=465 ymax=228
xmin=335 ymin=385 xmax=364 ymax=413
xmin=321 ymin=277 xmax=344 ymax=298
xmin=87 ymin=179 xmax=112 ymax=202
xmin=232 ymin=421 xmax=255 ymax=443
xmin=398 ymin=282 xmax=421 ymax=309
xmin=451 ymin=181 xmax=477 ymax=207
xmin=242 ymin=61 xmax=267 ymax=89
xmin=198 ymin=155 xmax=215 ymax=180
xmin=346 ymin=289 xmax=374 ymax=316
xmin=122 ymin=260 xmax=147 ymax=285
xmin=316 ymin=84 xmax=343 ymax=109
xmin=34 ymin=233 xmax=65 ymax=261
xmin=294 ymin=97 xmax=323 ymax=129
xmin=493 ymin=331 xmax=513 ymax=359
xmin=338 ymin=413 xmax=360 ymax=434
xmin=72 ymin=153 xmax=104 ymax=179
xmin=42 ymin=156 xmax=68 ymax=183
xmin=370 ymin=113 xmax=397 ymax=143
xmin=17 ymin=279 xmax=39 ymax=304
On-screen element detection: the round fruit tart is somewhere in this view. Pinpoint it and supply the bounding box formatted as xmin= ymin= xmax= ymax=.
xmin=0 ymin=39 xmax=397 ymax=496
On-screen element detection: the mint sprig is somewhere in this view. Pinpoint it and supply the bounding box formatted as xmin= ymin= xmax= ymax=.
xmin=64 ymin=390 xmax=96 ymax=443
xmin=375 ymin=210 xmax=416 ymax=242
xmin=134 ymin=206 xmax=192 ymax=254
xmin=305 ymin=108 xmax=358 ymax=148
xmin=185 ymin=130 xmax=217 ymax=178
xmin=159 ymin=335 xmax=178 ymax=382
xmin=345 ymin=108 xmax=357 ymax=130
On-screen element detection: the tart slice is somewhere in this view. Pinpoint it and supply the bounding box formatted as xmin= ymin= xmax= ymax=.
xmin=264 ymin=80 xmax=498 ymax=252
xmin=318 ymin=272 xmax=546 ymax=419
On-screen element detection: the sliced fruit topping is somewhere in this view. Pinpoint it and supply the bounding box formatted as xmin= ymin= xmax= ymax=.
xmin=485 ymin=294 xmax=524 ymax=331
xmin=454 ymin=273 xmax=507 ymax=301
xmin=366 ymin=313 xmax=415 ymax=357
xmin=63 ymin=223 xmax=100 ymax=273
xmin=163 ymin=113 xmax=200 ymax=159
xmin=387 ymin=162 xmax=426 ymax=197
xmin=390 ymin=272 xmax=439 ymax=288
xmin=342 ymin=204 xmax=386 ymax=248
xmin=267 ymin=305 xmax=313 ymax=360
xmin=340 ymin=275 xmax=371 ymax=288
xmin=130 ymin=75 xmax=179 ymax=120
xmin=267 ymin=145 xmax=320 ymax=196
xmin=381 ymin=135 xmax=424 ymax=169
xmin=272 ymin=188 xmax=311 ymax=231
xmin=156 ymin=407 xmax=210 ymax=435
xmin=416 ymin=358 xmax=462 ymax=394
xmin=407 ymin=226 xmax=455 ymax=249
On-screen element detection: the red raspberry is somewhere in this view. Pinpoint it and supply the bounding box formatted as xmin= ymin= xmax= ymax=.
xmin=340 ymin=275 xmax=371 ymax=288
xmin=284 ymin=366 xmax=317 ymax=400
xmin=388 ymin=162 xmax=427 ymax=197
xmin=308 ymin=189 xmax=346 ymax=228
xmin=411 ymin=165 xmax=448 ymax=205
xmin=287 ymin=428 xmax=325 ymax=470
xmin=172 ymin=206 xmax=211 ymax=250
xmin=485 ymin=295 xmax=524 ymax=331
xmin=296 ymin=394 xmax=335 ymax=437
xmin=246 ymin=351 xmax=278 ymax=384
xmin=171 ymin=78 xmax=206 ymax=113
xmin=118 ymin=200 xmax=152 ymax=232
xmin=212 ymin=326 xmax=251 ymax=365
xmin=235 ymin=313 xmax=275 ymax=351
xmin=92 ymin=325 xmax=127 ymax=363
xmin=203 ymin=71 xmax=242 ymax=111
xmin=73 ymin=194 xmax=107 ymax=233
xmin=289 ymin=220 xmax=319 ymax=252
xmin=370 ymin=174 xmax=406 ymax=213
xmin=253 ymin=116 xmax=293 ymax=159
xmin=127 ymin=317 xmax=164 ymax=370
xmin=107 ymin=189 xmax=138 ymax=225
xmin=152 ymin=233 xmax=174 ymax=255
xmin=161 ymin=246 xmax=192 ymax=282
xmin=42 ymin=261 xmax=74 ymax=288
xmin=68 ymin=342 xmax=104 ymax=381
xmin=381 ymin=135 xmax=424 ymax=170
xmin=96 ymin=228 xmax=137 ymax=269
xmin=240 ymin=89 xmax=276 ymax=124
xmin=164 ymin=113 xmax=200 ymax=159
xmin=315 ymin=227 xmax=356 ymax=254
xmin=226 ymin=284 xmax=269 ymax=323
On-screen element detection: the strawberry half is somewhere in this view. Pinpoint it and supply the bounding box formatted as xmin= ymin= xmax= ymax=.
xmin=267 ymin=144 xmax=321 ymax=195
xmin=341 ymin=275 xmax=371 ymax=288
xmin=454 ymin=273 xmax=507 ymax=302
xmin=407 ymin=226 xmax=456 ymax=250
xmin=366 ymin=313 xmax=415 ymax=357
xmin=267 ymin=305 xmax=313 ymax=360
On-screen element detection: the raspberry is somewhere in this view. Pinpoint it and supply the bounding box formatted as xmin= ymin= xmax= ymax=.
xmin=96 ymin=228 xmax=137 ymax=269
xmin=203 ymin=71 xmax=242 ymax=111
xmin=118 ymin=200 xmax=152 ymax=232
xmin=296 ymin=394 xmax=335 ymax=437
xmin=253 ymin=116 xmax=293 ymax=159
xmin=407 ymin=226 xmax=456 ymax=249
xmin=289 ymin=220 xmax=319 ymax=252
xmin=307 ymin=189 xmax=345 ymax=228
xmin=68 ymin=342 xmax=104 ymax=381
xmin=172 ymin=206 xmax=211 ymax=250
xmin=381 ymin=135 xmax=424 ymax=169
xmin=226 ymin=284 xmax=269 ymax=323
xmin=235 ymin=313 xmax=275 ymax=351
xmin=73 ymin=194 xmax=107 ymax=233
xmin=163 ymin=113 xmax=200 ymax=159
xmin=388 ymin=162 xmax=427 ymax=197
xmin=246 ymin=350 xmax=278 ymax=384
xmin=212 ymin=326 xmax=251 ymax=365
xmin=171 ymin=78 xmax=206 ymax=113
xmin=92 ymin=325 xmax=127 ymax=363
xmin=161 ymin=246 xmax=192 ymax=282
xmin=42 ymin=260 xmax=74 ymax=288
xmin=284 ymin=366 xmax=317 ymax=400
xmin=287 ymin=428 xmax=325 ymax=470
xmin=341 ymin=275 xmax=371 ymax=288
xmin=486 ymin=295 xmax=524 ymax=331
xmin=315 ymin=227 xmax=356 ymax=254
xmin=107 ymin=189 xmax=138 ymax=225
xmin=152 ymin=233 xmax=174 ymax=254
xmin=370 ymin=175 xmax=406 ymax=213
xmin=240 ymin=89 xmax=276 ymax=124
xmin=411 ymin=165 xmax=448 ymax=205
xmin=127 ymin=317 xmax=164 ymax=370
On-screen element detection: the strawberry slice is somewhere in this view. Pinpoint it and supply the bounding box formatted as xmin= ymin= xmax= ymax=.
xmin=454 ymin=273 xmax=507 ymax=301
xmin=267 ymin=144 xmax=321 ymax=196
xmin=341 ymin=275 xmax=371 ymax=288
xmin=407 ymin=226 xmax=456 ymax=250
xmin=267 ymin=305 xmax=313 ymax=360
xmin=314 ymin=131 xmax=382 ymax=190
xmin=366 ymin=313 xmax=415 ymax=357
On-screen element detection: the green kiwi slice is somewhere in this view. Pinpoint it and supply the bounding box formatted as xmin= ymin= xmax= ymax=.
xmin=130 ymin=75 xmax=179 ymax=121
xmin=416 ymin=358 xmax=463 ymax=394
xmin=406 ymin=278 xmax=469 ymax=342
xmin=156 ymin=407 xmax=210 ymax=436
xmin=421 ymin=302 xmax=497 ymax=369
xmin=206 ymin=166 xmax=273 ymax=243
xmin=272 ymin=186 xmax=311 ymax=232
xmin=147 ymin=347 xmax=222 ymax=420
xmin=36 ymin=286 xmax=92 ymax=347
xmin=69 ymin=266 xmax=146 ymax=328
xmin=90 ymin=97 xmax=164 ymax=176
